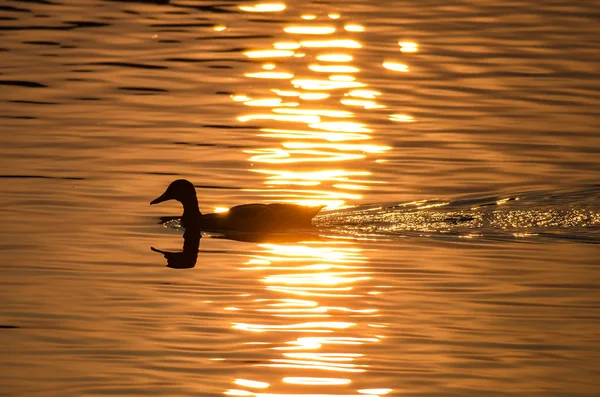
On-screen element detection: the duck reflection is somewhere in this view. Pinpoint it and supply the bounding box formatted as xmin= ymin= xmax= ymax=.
xmin=151 ymin=231 xmax=200 ymax=269
xmin=151 ymin=224 xmax=324 ymax=269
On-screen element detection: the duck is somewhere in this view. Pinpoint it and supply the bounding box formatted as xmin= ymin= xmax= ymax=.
xmin=150 ymin=179 xmax=324 ymax=233
xmin=151 ymin=232 xmax=201 ymax=269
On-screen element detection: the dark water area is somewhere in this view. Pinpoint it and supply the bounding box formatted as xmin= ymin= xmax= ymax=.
xmin=0 ymin=0 xmax=599 ymax=396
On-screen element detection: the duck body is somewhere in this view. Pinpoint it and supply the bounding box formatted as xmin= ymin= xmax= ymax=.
xmin=151 ymin=179 xmax=323 ymax=233
xmin=200 ymin=203 xmax=322 ymax=232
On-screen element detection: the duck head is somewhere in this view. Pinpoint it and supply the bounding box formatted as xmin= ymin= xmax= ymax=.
xmin=150 ymin=179 xmax=198 ymax=206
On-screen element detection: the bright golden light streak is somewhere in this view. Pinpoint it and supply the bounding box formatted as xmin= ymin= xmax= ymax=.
xmin=322 ymin=306 xmax=377 ymax=313
xmin=333 ymin=183 xmax=370 ymax=190
xmin=232 ymin=321 xmax=355 ymax=332
xmin=235 ymin=326 xmax=333 ymax=333
xmin=309 ymin=64 xmax=360 ymax=73
xmin=289 ymin=199 xmax=346 ymax=209
xmin=266 ymin=286 xmax=360 ymax=297
xmin=257 ymin=307 xmax=327 ymax=313
xmin=398 ymin=41 xmax=418 ymax=52
xmin=275 ymin=336 xmax=380 ymax=350
xmin=340 ymin=98 xmax=385 ymax=109
xmin=256 ymin=305 xmax=373 ymax=315
xmin=328 ymin=13 xmax=341 ymax=19
xmin=277 ymin=101 xmax=300 ymax=107
xmin=344 ymin=24 xmax=365 ymax=32
xmin=259 ymin=128 xmax=371 ymax=141
xmin=329 ymin=75 xmax=356 ymax=81
xmin=232 ymin=95 xmax=252 ymax=102
xmin=245 ymin=72 xmax=294 ymax=79
xmin=245 ymin=263 xmax=364 ymax=271
xmin=283 ymin=352 xmax=363 ymax=361
xmin=270 ymin=89 xmax=300 ymax=96
xmin=497 ymin=197 xmax=519 ymax=205
xmin=265 ymin=180 xmax=321 ymax=186
xmin=245 ymin=148 xmax=365 ymax=163
xmin=282 ymin=354 xmax=361 ymax=362
xmin=237 ymin=114 xmax=320 ymax=123
xmin=301 ymin=14 xmax=317 ymax=20
xmin=272 ymin=108 xmax=353 ymax=118
xmin=224 ymin=390 xmax=253 ymax=396
xmin=245 ymin=188 xmax=362 ymax=209
xmin=251 ymin=255 xmax=362 ymax=266
xmin=244 ymin=50 xmax=294 ymax=58
xmin=317 ymin=53 xmax=353 ymax=62
xmin=214 ymin=25 xmax=226 ymax=31
xmin=262 ymin=63 xmax=276 ymax=70
xmin=416 ymin=202 xmax=449 ymax=209
xmin=245 ymin=258 xmax=271 ymax=265
xmin=256 ymin=394 xmax=377 ymax=397
xmin=284 ymin=26 xmax=336 ymax=34
xmin=389 ymin=114 xmax=414 ymax=122
xmin=273 ymin=314 xmax=332 ymax=318
xmin=359 ymin=389 xmax=393 ymax=395
xmin=283 ymin=377 xmax=351 ymax=385
xmin=254 ymin=169 xmax=370 ymax=181
xmin=282 ymin=142 xmax=390 ymax=153
xmin=239 ymin=3 xmax=286 ymax=12
xmin=292 ymin=79 xmax=366 ymax=90
xmin=319 ymin=335 xmax=377 ymax=342
xmin=347 ymin=89 xmax=381 ymax=98
xmin=248 ymin=251 xmax=365 ymax=262
xmin=382 ymin=61 xmax=409 ymax=72
xmin=262 ymin=181 xmax=316 ymax=187
xmin=260 ymin=359 xmax=367 ymax=373
xmin=246 ymin=260 xmax=364 ymax=269
xmin=301 ymin=39 xmax=361 ymax=48
xmin=234 ymin=379 xmax=270 ymax=389
xmin=258 ymin=243 xmax=362 ymax=260
xmin=254 ymin=298 xmax=318 ymax=306
xmin=299 ymin=93 xmax=330 ymax=100
xmin=243 ymin=98 xmax=282 ymax=107
xmin=262 ymin=273 xmax=371 ymax=285
xmin=309 ymin=121 xmax=371 ymax=133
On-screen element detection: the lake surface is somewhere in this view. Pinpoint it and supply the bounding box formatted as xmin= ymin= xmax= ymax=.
xmin=0 ymin=0 xmax=599 ymax=396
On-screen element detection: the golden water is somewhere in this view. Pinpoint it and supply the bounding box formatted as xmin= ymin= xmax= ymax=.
xmin=0 ymin=1 xmax=599 ymax=396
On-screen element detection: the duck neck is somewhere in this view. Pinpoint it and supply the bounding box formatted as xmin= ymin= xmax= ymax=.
xmin=180 ymin=196 xmax=202 ymax=222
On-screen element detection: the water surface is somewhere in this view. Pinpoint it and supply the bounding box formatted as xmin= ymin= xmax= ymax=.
xmin=0 ymin=0 xmax=599 ymax=396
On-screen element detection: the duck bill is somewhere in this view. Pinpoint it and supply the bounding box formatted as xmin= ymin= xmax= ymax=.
xmin=150 ymin=193 xmax=170 ymax=205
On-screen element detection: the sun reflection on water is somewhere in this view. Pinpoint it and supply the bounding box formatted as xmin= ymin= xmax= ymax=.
xmin=284 ymin=26 xmax=337 ymax=35
xmin=220 ymin=5 xmax=408 ymax=396
xmin=222 ymin=240 xmax=389 ymax=394
xmin=239 ymin=3 xmax=286 ymax=13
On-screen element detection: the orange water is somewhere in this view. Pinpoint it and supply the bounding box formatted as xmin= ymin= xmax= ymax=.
xmin=0 ymin=1 xmax=599 ymax=396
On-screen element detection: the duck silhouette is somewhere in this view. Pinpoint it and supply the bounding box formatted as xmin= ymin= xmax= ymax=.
xmin=150 ymin=179 xmax=324 ymax=233
xmin=151 ymin=231 xmax=200 ymax=269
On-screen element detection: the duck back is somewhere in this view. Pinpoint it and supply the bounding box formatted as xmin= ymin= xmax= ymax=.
xmin=200 ymin=203 xmax=323 ymax=232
